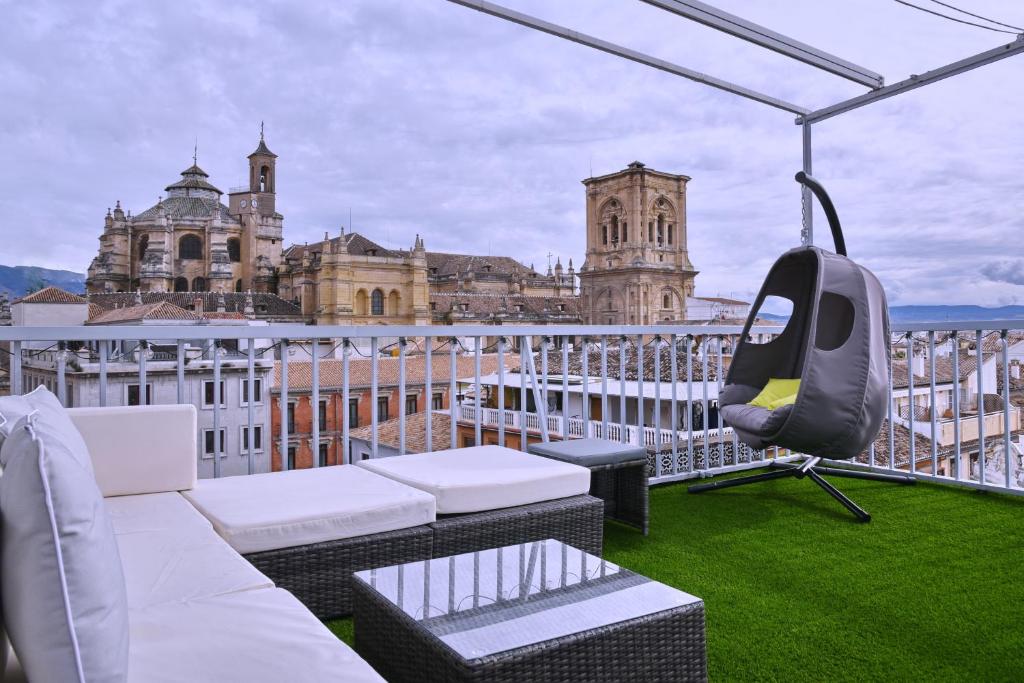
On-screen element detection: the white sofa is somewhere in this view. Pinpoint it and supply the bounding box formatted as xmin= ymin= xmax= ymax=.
xmin=3 ymin=404 xmax=384 ymax=683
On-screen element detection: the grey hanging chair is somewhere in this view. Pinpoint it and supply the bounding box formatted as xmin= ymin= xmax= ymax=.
xmin=689 ymin=173 xmax=913 ymax=522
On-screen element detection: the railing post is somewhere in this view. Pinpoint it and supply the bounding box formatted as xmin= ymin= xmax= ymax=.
xmin=906 ymin=333 xmax=916 ymax=473
xmin=398 ymin=337 xmax=407 ymax=456
xmin=670 ymin=334 xmax=679 ymax=475
xmin=176 ymin=340 xmax=185 ymax=405
xmin=653 ymin=335 xmax=662 ymax=478
xmin=56 ymin=341 xmax=67 ymax=407
xmin=280 ymin=338 xmax=289 ymax=471
xmin=951 ymin=332 xmax=961 ymax=480
xmin=247 ymin=340 xmax=256 ymax=474
xmin=581 ymin=337 xmax=590 ymax=430
xmin=342 ymin=339 xmax=350 ymax=464
xmin=519 ymin=337 xmax=527 ymax=449
xmin=212 ymin=339 xmax=222 ymax=479
xmin=975 ymin=329 xmax=985 ymax=484
xmin=497 ymin=336 xmax=506 ymax=447
xmin=474 ymin=336 xmax=482 ymax=447
xmin=308 ymin=338 xmax=320 ymax=467
xmin=928 ymin=331 xmax=938 ymax=473
xmin=561 ymin=337 xmax=569 ymax=440
xmin=371 ymin=337 xmax=379 ymax=459
xmin=618 ymin=336 xmax=627 ymax=444
xmin=10 ymin=341 xmax=22 ymax=395
xmin=600 ymin=335 xmax=608 ymax=439
xmin=1002 ymin=331 xmax=1012 ymax=490
xmin=449 ymin=338 xmax=458 ymax=450
xmin=686 ymin=335 xmax=694 ymax=472
xmin=424 ymin=336 xmax=432 ymax=454
xmin=137 ymin=340 xmax=147 ymax=406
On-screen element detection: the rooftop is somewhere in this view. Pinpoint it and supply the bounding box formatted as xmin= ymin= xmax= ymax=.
xmin=349 ymin=411 xmax=453 ymax=453
xmin=328 ymin=474 xmax=1024 ymax=681
xmin=13 ymin=286 xmax=87 ymax=305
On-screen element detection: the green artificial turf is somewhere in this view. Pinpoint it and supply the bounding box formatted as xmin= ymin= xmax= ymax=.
xmin=328 ymin=472 xmax=1024 ymax=681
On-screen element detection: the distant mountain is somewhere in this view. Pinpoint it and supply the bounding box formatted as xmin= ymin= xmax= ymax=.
xmin=0 ymin=265 xmax=85 ymax=299
xmin=760 ymin=305 xmax=1024 ymax=324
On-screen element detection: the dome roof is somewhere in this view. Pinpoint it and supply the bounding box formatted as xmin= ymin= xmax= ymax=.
xmin=164 ymin=163 xmax=222 ymax=195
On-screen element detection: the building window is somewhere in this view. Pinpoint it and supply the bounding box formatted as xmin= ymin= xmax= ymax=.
xmin=602 ymin=225 xmax=608 ymax=245
xmin=668 ymin=224 xmax=674 ymax=245
xmin=241 ymin=378 xmax=263 ymax=406
xmin=173 ymin=277 xmax=189 ymax=292
xmin=179 ymin=234 xmax=203 ymax=260
xmin=138 ymin=234 xmax=149 ymax=261
xmin=287 ymin=402 xmax=296 ymax=433
xmin=192 ymin=276 xmax=207 ymax=292
xmin=663 ymin=294 xmax=671 ymax=309
xmin=622 ymin=222 xmax=628 ymax=242
xmin=405 ymin=394 xmax=418 ymax=416
xmin=377 ymin=396 xmax=389 ymax=422
xmin=287 ymin=446 xmax=296 ymax=470
xmin=318 ymin=399 xmax=327 ymax=428
xmin=432 ymin=392 xmax=444 ymax=410
xmin=203 ymin=429 xmax=226 ymax=457
xmin=227 ymin=238 xmax=241 ymax=263
xmin=202 ymin=380 xmax=226 ymax=408
xmin=348 ymin=398 xmax=359 ymax=427
xmin=657 ymin=214 xmax=665 ymax=245
xmin=318 ymin=442 xmax=328 ymax=467
xmin=648 ymin=222 xmax=654 ymax=242
xmin=371 ymin=289 xmax=385 ymax=316
xmin=241 ymin=425 xmax=263 ymax=453
xmin=127 ymin=383 xmax=153 ymax=406
xmin=235 ymin=279 xmax=243 ymax=293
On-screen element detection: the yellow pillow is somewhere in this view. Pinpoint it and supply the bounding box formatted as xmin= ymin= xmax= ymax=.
xmin=748 ymin=378 xmax=801 ymax=410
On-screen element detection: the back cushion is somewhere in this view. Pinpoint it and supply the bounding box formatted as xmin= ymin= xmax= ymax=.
xmin=0 ymin=392 xmax=129 ymax=682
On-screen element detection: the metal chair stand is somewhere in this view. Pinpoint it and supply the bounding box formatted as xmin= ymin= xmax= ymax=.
xmin=687 ymin=457 xmax=915 ymax=522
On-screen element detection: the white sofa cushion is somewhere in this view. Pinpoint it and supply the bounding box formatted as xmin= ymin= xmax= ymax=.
xmin=182 ymin=465 xmax=436 ymax=554
xmin=105 ymin=491 xmax=213 ymax=537
xmin=69 ymin=405 xmax=197 ymax=497
xmin=127 ymin=587 xmax=384 ymax=682
xmin=356 ymin=445 xmax=592 ymax=514
xmin=0 ymin=398 xmax=129 ymax=683
xmin=0 ymin=387 xmax=92 ymax=474
xmin=108 ymin=494 xmax=273 ymax=610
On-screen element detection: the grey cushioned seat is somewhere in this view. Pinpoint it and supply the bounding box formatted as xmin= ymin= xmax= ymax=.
xmin=528 ymin=438 xmax=646 ymax=467
xmin=719 ymin=400 xmax=793 ymax=440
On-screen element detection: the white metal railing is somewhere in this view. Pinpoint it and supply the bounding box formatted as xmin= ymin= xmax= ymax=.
xmin=2 ymin=321 xmax=1023 ymax=493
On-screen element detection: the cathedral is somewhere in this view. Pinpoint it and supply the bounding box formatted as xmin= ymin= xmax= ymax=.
xmin=86 ymin=132 xmax=283 ymax=295
xmin=85 ymin=138 xmax=696 ymax=326
xmin=578 ymin=162 xmax=698 ymax=324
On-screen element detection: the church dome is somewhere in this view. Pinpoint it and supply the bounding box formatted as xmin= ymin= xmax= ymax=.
xmin=164 ymin=163 xmax=222 ymax=198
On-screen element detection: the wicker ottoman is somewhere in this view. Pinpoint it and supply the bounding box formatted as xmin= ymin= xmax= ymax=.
xmin=353 ymin=539 xmax=707 ymax=682
xmin=529 ymin=438 xmax=649 ymax=535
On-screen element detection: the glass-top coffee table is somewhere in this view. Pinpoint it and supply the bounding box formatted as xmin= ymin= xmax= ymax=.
xmin=352 ymin=539 xmax=706 ymax=682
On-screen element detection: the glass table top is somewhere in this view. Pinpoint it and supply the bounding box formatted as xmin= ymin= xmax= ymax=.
xmin=353 ymin=539 xmax=700 ymax=661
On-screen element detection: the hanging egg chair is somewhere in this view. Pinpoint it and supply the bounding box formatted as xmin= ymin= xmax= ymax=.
xmin=689 ymin=172 xmax=913 ymax=522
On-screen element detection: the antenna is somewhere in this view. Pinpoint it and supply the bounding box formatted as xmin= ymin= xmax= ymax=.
xmin=260 ymin=120 xmax=265 ymax=140
xmin=193 ymin=138 xmax=198 ymax=166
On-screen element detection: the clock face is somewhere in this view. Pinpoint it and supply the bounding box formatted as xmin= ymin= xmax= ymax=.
xmin=251 ymin=198 xmax=258 ymax=208
xmin=240 ymin=199 xmax=248 ymax=208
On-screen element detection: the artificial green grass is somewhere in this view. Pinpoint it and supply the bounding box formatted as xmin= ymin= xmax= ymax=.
xmin=327 ymin=473 xmax=1024 ymax=681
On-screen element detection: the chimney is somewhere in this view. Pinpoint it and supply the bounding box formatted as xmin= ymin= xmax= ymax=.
xmin=193 ymin=296 xmax=204 ymax=314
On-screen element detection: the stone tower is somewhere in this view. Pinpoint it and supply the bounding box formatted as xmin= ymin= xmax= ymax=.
xmin=578 ymin=162 xmax=698 ymax=325
xmin=227 ymin=127 xmax=284 ymax=292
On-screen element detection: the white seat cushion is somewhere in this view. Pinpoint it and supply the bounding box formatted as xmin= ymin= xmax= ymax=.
xmin=106 ymin=491 xmax=213 ymax=536
xmin=127 ymin=587 xmax=384 ymax=682
xmin=182 ymin=465 xmax=436 ymax=554
xmin=356 ymin=445 xmax=592 ymax=514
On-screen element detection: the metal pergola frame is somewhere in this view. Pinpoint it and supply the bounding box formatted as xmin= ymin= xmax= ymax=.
xmin=446 ymin=0 xmax=1024 ymax=246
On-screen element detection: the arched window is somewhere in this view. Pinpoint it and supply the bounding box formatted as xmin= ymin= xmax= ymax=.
xmin=663 ymin=294 xmax=671 ymax=309
xmin=138 ymin=234 xmax=149 ymax=261
xmin=259 ymin=165 xmax=270 ymax=192
xmin=622 ymin=222 xmax=628 ymax=243
xmin=355 ymin=289 xmax=368 ymax=316
xmin=235 ymin=279 xmax=243 ymax=292
xmin=648 ymin=222 xmax=654 ymax=242
xmin=602 ymin=225 xmax=608 ymax=245
xmin=388 ymin=290 xmax=400 ymax=315
xmin=173 ymin=277 xmax=189 ymax=292
xmin=227 ymin=238 xmax=241 ymax=263
xmin=371 ymin=289 xmax=385 ymax=316
xmin=191 ymin=277 xmax=206 ymax=292
xmin=657 ymin=215 xmax=665 ymax=245
xmin=179 ymin=234 xmax=203 ymax=260
xmin=668 ymin=224 xmax=674 ymax=245
xmin=611 ymin=215 xmax=619 ymax=244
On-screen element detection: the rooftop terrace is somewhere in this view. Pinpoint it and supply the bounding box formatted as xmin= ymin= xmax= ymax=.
xmin=328 ymin=473 xmax=1024 ymax=681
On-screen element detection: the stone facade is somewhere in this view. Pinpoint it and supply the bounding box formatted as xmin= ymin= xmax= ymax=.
xmin=86 ymin=133 xmax=283 ymax=295
xmin=578 ymin=162 xmax=698 ymax=325
xmin=276 ymin=231 xmax=431 ymax=325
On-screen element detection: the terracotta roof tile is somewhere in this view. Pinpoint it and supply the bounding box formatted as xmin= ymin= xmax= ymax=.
xmin=13 ymin=287 xmax=87 ymax=305
xmin=87 ymin=301 xmax=201 ymax=324
xmin=349 ymin=412 xmax=453 ymax=454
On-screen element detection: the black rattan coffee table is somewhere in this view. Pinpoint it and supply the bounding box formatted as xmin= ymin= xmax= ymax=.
xmin=352 ymin=539 xmax=706 ymax=682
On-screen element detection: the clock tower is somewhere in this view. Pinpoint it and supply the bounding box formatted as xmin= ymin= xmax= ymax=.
xmin=228 ymin=124 xmax=284 ymax=293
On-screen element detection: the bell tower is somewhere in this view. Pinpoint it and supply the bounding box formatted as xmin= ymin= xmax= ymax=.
xmin=247 ymin=122 xmax=277 ymax=216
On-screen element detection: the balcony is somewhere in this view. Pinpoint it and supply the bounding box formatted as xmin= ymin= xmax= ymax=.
xmin=2 ymin=322 xmax=1024 ymax=681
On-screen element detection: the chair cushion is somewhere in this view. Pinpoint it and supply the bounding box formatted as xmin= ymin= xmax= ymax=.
xmin=721 ymin=402 xmax=793 ymax=438
xmin=748 ymin=378 xmax=801 ymax=410
xmin=528 ymin=438 xmax=647 ymax=467
xmin=0 ymin=387 xmax=91 ymax=474
xmin=0 ymin=398 xmax=129 ymax=683
xmin=127 ymin=587 xmax=384 ymax=682
xmin=357 ymin=445 xmax=591 ymax=514
xmin=107 ymin=494 xmax=273 ymax=610
xmin=182 ymin=465 xmax=436 ymax=554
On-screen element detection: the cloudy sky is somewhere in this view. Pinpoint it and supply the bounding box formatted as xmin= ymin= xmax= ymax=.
xmin=2 ymin=0 xmax=1022 ymax=306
